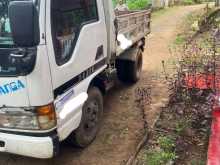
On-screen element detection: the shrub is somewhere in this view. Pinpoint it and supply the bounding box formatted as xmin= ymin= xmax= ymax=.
xmin=183 ymin=0 xmax=195 ymax=5
xmin=127 ymin=0 xmax=150 ymax=10
xmin=142 ymin=136 xmax=176 ymax=165
xmin=158 ymin=136 xmax=175 ymax=152
xmin=112 ymin=0 xmax=150 ymax=10
xmin=143 ymin=150 xmax=176 ymax=165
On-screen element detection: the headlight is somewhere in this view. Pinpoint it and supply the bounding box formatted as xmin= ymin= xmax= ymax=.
xmin=0 ymin=104 xmax=56 ymax=131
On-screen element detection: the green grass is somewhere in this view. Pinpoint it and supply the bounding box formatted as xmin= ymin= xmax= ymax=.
xmin=112 ymin=0 xmax=150 ymax=10
xmin=127 ymin=0 xmax=150 ymax=10
xmin=183 ymin=0 xmax=195 ymax=5
xmin=174 ymin=34 xmax=186 ymax=45
xmin=191 ymin=159 xmax=206 ymax=165
xmin=158 ymin=136 xmax=175 ymax=152
xmin=143 ymin=150 xmax=176 ymax=165
xmin=142 ymin=136 xmax=176 ymax=165
xmin=175 ymin=119 xmax=191 ymax=135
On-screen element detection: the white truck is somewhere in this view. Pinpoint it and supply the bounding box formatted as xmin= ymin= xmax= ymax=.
xmin=0 ymin=0 xmax=151 ymax=158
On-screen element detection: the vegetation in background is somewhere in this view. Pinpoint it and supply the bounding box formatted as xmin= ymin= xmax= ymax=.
xmin=171 ymin=8 xmax=207 ymax=52
xmin=183 ymin=0 xmax=195 ymax=5
xmin=112 ymin=0 xmax=150 ymax=10
xmin=127 ymin=0 xmax=150 ymax=10
xmin=182 ymin=0 xmax=212 ymax=5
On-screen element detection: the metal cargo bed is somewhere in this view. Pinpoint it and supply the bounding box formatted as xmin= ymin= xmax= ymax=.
xmin=115 ymin=9 xmax=151 ymax=56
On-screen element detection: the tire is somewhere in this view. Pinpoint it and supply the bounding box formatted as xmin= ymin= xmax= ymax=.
xmin=117 ymin=49 xmax=143 ymax=83
xmin=68 ymin=87 xmax=103 ymax=148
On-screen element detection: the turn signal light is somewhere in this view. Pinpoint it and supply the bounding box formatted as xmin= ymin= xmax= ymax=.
xmin=36 ymin=104 xmax=57 ymax=130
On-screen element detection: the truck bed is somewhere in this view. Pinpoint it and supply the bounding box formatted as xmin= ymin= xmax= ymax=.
xmin=115 ymin=9 xmax=151 ymax=56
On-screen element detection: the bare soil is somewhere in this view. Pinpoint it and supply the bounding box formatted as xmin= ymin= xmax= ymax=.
xmin=0 ymin=5 xmax=206 ymax=165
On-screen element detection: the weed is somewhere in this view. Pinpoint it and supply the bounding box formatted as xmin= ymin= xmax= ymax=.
xmin=191 ymin=159 xmax=206 ymax=165
xmin=175 ymin=34 xmax=186 ymax=45
xmin=158 ymin=136 xmax=175 ymax=152
xmin=143 ymin=149 xmax=176 ymax=165
xmin=142 ymin=136 xmax=176 ymax=165
xmin=127 ymin=0 xmax=150 ymax=10
xmin=175 ymin=119 xmax=190 ymax=135
xmin=183 ymin=0 xmax=195 ymax=5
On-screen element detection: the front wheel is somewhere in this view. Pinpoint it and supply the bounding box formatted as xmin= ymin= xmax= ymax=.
xmin=68 ymin=87 xmax=103 ymax=148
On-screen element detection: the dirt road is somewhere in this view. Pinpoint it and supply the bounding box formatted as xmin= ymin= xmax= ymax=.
xmin=0 ymin=5 xmax=205 ymax=165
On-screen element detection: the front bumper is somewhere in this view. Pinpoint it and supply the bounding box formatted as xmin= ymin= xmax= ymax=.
xmin=0 ymin=132 xmax=59 ymax=159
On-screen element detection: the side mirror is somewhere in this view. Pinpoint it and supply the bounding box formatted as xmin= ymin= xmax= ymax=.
xmin=9 ymin=1 xmax=40 ymax=47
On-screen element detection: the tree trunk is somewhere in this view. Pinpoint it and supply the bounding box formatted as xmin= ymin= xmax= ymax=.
xmin=216 ymin=0 xmax=220 ymax=7
xmin=165 ymin=0 xmax=169 ymax=8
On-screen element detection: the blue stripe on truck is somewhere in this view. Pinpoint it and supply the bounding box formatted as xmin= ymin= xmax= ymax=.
xmin=0 ymin=80 xmax=25 ymax=96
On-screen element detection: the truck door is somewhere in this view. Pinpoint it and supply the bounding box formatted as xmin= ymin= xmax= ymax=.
xmin=45 ymin=0 xmax=107 ymax=139
xmin=46 ymin=0 xmax=107 ymax=91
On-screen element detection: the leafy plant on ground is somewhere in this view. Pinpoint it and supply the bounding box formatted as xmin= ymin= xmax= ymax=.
xmin=143 ymin=150 xmax=176 ymax=165
xmin=174 ymin=34 xmax=186 ymax=45
xmin=158 ymin=136 xmax=175 ymax=152
xmin=191 ymin=159 xmax=206 ymax=165
xmin=142 ymin=136 xmax=176 ymax=165
xmin=175 ymin=119 xmax=190 ymax=135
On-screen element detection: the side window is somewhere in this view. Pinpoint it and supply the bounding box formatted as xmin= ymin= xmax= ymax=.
xmin=51 ymin=0 xmax=99 ymax=66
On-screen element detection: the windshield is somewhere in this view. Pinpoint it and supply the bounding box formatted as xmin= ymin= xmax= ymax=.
xmin=0 ymin=0 xmax=39 ymax=47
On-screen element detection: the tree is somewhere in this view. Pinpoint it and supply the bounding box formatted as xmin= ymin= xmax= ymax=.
xmin=0 ymin=1 xmax=9 ymax=17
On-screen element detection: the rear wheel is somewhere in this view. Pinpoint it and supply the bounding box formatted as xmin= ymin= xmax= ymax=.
xmin=129 ymin=49 xmax=143 ymax=82
xmin=117 ymin=49 xmax=143 ymax=83
xmin=68 ymin=87 xmax=103 ymax=148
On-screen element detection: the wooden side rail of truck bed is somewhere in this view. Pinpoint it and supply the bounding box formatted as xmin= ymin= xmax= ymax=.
xmin=115 ymin=9 xmax=151 ymax=55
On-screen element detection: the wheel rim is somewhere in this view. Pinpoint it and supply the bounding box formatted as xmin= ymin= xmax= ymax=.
xmin=136 ymin=51 xmax=143 ymax=78
xmin=84 ymin=99 xmax=99 ymax=133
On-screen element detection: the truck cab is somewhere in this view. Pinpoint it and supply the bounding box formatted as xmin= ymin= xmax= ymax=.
xmin=0 ymin=0 xmax=150 ymax=158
